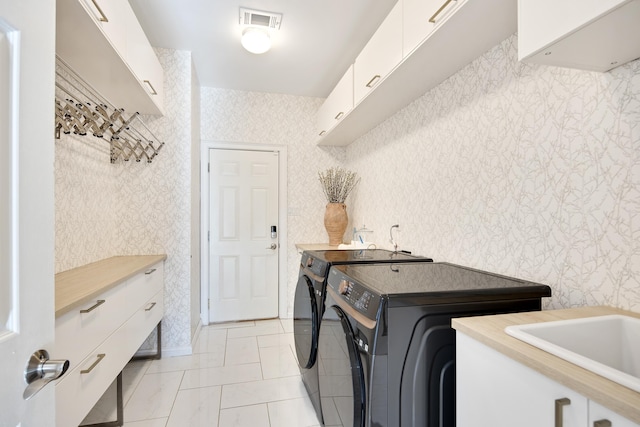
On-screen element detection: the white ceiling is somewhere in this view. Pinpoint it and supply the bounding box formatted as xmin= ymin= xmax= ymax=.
xmin=128 ymin=0 xmax=398 ymax=98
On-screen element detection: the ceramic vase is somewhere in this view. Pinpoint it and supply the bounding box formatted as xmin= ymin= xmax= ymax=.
xmin=324 ymin=203 xmax=348 ymax=246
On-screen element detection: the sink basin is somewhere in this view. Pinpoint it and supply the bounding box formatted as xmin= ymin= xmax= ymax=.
xmin=505 ymin=314 xmax=640 ymax=392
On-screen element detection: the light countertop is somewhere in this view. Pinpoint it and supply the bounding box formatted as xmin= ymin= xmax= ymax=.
xmin=295 ymin=243 xmax=341 ymax=252
xmin=452 ymin=306 xmax=640 ymax=424
xmin=55 ymin=255 xmax=167 ymax=317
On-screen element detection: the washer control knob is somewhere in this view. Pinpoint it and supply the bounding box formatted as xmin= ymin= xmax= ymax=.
xmin=306 ymin=257 xmax=313 ymax=267
xmin=338 ymin=280 xmax=350 ymax=295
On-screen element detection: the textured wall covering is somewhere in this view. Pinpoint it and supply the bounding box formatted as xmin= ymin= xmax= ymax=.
xmin=55 ymin=49 xmax=199 ymax=353
xmin=346 ymin=35 xmax=640 ymax=311
xmin=200 ymin=88 xmax=345 ymax=316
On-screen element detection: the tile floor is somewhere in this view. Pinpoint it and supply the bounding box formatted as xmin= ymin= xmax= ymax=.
xmin=83 ymin=318 xmax=321 ymax=427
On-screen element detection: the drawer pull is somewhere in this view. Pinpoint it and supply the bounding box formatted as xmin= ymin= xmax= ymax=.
xmin=80 ymin=354 xmax=105 ymax=374
xmin=145 ymin=302 xmax=157 ymax=312
xmin=145 ymin=268 xmax=157 ymax=275
xmin=319 ymin=130 xmax=326 ymax=137
xmin=334 ymin=111 xmax=344 ymax=120
xmin=80 ymin=299 xmax=105 ymax=313
xmin=594 ymin=421 xmax=612 ymax=427
xmin=366 ymin=75 xmax=381 ymax=88
xmin=554 ymin=398 xmax=571 ymax=427
xmin=143 ymin=80 xmax=158 ymax=95
xmin=429 ymin=0 xmax=456 ymax=23
xmin=90 ymin=0 xmax=109 ymax=22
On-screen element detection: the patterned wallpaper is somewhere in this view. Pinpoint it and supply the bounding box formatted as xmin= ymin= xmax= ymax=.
xmin=55 ymin=49 xmax=198 ymax=353
xmin=56 ymin=31 xmax=640 ymax=356
xmin=346 ymin=35 xmax=640 ymax=311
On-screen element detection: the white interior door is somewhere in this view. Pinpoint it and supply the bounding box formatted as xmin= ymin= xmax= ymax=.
xmin=208 ymin=149 xmax=279 ymax=322
xmin=0 ymin=0 xmax=57 ymax=426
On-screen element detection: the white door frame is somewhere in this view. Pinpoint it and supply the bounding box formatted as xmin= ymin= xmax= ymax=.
xmin=200 ymin=140 xmax=288 ymax=324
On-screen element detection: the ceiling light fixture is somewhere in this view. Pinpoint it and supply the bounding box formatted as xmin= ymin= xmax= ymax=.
xmin=241 ymin=27 xmax=271 ymax=54
xmin=238 ymin=8 xmax=282 ymax=55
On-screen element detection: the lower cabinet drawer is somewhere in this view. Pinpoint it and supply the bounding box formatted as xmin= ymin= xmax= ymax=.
xmin=125 ymin=262 xmax=164 ymax=314
xmin=56 ymin=322 xmax=135 ymax=426
xmin=54 ymin=281 xmax=132 ymax=368
xmin=125 ymin=290 xmax=164 ymax=351
xmin=55 ymin=289 xmax=163 ymax=427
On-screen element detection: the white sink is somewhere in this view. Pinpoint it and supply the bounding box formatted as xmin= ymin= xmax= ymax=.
xmin=505 ymin=314 xmax=640 ymax=392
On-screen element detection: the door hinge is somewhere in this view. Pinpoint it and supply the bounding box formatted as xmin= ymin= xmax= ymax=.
xmin=207 ymin=163 xmax=210 ymax=173
xmin=207 ymin=231 xmax=210 ymax=241
xmin=208 ymin=299 xmax=210 ymax=310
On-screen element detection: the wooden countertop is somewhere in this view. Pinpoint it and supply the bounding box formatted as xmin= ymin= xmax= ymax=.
xmin=55 ymin=255 xmax=167 ymax=318
xmin=452 ymin=306 xmax=640 ymax=424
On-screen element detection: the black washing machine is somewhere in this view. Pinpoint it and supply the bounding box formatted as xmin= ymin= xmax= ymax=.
xmin=318 ymin=262 xmax=551 ymax=427
xmin=293 ymin=249 xmax=433 ymax=423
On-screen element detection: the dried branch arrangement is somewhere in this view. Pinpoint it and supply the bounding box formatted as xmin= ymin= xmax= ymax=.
xmin=318 ymin=167 xmax=360 ymax=203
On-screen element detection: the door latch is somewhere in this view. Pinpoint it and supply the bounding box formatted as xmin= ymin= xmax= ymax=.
xmin=23 ymin=349 xmax=69 ymax=400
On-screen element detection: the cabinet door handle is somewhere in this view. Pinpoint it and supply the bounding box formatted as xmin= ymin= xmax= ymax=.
xmin=334 ymin=111 xmax=344 ymax=120
xmin=319 ymin=130 xmax=326 ymax=137
xmin=145 ymin=302 xmax=157 ymax=312
xmin=366 ymin=75 xmax=381 ymax=88
xmin=81 ymin=354 xmax=106 ymax=374
xmin=594 ymin=421 xmax=612 ymax=427
xmin=554 ymin=398 xmax=571 ymax=427
xmin=90 ymin=0 xmax=109 ymax=22
xmin=145 ymin=268 xmax=157 ymax=275
xmin=429 ymin=0 xmax=456 ymax=23
xmin=143 ymin=80 xmax=158 ymax=95
xmin=80 ymin=299 xmax=105 ymax=313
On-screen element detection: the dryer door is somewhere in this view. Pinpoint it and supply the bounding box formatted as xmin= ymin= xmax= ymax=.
xmin=293 ymin=274 xmax=318 ymax=368
xmin=318 ymin=304 xmax=365 ymax=427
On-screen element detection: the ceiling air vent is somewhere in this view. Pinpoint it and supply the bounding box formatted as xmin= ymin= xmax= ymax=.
xmin=239 ymin=8 xmax=282 ymax=30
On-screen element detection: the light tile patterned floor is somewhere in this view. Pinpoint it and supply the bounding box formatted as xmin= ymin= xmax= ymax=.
xmin=84 ymin=318 xmax=321 ymax=427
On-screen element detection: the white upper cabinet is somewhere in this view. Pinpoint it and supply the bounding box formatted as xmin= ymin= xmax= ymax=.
xmin=125 ymin=7 xmax=165 ymax=110
xmin=518 ymin=0 xmax=640 ymax=72
xmin=57 ymin=0 xmax=165 ymax=115
xmin=317 ymin=0 xmax=516 ymax=146
xmin=403 ymin=0 xmax=462 ymax=57
xmin=317 ymin=65 xmax=354 ymax=138
xmin=353 ymin=1 xmax=403 ymax=104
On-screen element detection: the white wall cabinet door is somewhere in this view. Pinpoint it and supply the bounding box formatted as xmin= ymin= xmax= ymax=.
xmin=457 ymin=333 xmax=588 ymax=427
xmin=57 ymin=0 xmax=165 ymax=115
xmin=317 ymin=65 xmax=353 ymax=138
xmin=124 ymin=1 xmax=165 ymax=109
xmin=518 ymin=0 xmax=640 ymax=72
xmin=403 ymin=0 xmax=463 ymax=56
xmin=353 ymin=0 xmax=402 ymax=104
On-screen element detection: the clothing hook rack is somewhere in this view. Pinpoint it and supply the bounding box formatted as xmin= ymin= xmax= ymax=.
xmin=54 ymin=56 xmax=164 ymax=163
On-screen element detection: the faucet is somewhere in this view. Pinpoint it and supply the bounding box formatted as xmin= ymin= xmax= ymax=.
xmin=389 ymin=224 xmax=399 ymax=252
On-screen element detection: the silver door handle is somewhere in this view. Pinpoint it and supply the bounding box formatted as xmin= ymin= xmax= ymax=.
xmin=23 ymin=349 xmax=69 ymax=400
xmin=267 ymin=243 xmax=278 ymax=250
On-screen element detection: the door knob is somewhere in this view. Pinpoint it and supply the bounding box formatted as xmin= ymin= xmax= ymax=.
xmin=23 ymin=349 xmax=69 ymax=400
xmin=267 ymin=243 xmax=278 ymax=250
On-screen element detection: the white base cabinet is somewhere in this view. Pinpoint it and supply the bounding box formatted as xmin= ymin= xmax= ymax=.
xmin=54 ymin=260 xmax=164 ymax=427
xmin=457 ymin=333 xmax=639 ymax=427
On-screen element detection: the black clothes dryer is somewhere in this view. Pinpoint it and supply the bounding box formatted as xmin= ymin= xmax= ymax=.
xmin=293 ymin=249 xmax=433 ymax=423
xmin=318 ymin=262 xmax=551 ymax=427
